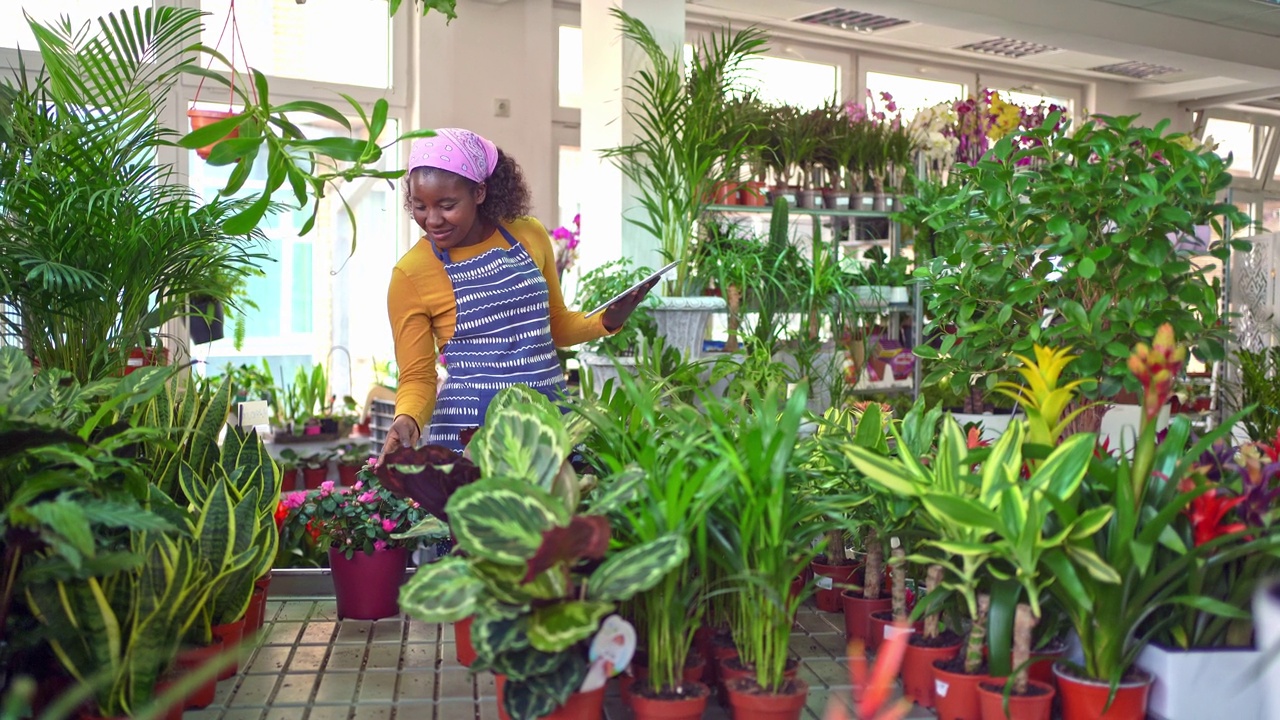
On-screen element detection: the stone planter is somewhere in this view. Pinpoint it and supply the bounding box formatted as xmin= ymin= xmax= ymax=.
xmin=1136 ymin=643 xmax=1265 ymax=720
xmin=577 ymin=352 xmax=638 ymax=396
xmin=649 ymin=295 xmax=726 ymax=359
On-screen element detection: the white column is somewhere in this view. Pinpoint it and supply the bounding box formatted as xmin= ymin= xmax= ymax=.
xmin=579 ymin=0 xmax=684 ymax=276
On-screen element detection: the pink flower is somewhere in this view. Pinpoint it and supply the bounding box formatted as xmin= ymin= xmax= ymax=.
xmin=358 ymin=491 xmax=377 ymax=504
xmin=374 ymin=540 xmax=388 ymax=551
xmin=382 ymin=519 xmax=397 ymax=532
xmin=319 ymin=480 xmax=335 ymax=496
xmin=280 ymin=491 xmax=308 ymax=510
xmin=353 ymin=481 xmax=363 ymax=491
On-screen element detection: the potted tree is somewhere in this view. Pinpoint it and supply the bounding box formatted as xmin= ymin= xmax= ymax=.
xmin=906 ymin=114 xmax=1251 ymax=433
xmin=602 ymin=11 xmax=769 ymax=358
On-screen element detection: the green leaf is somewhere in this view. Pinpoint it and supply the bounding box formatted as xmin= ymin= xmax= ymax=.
xmin=987 ymin=579 xmax=1019 ymax=678
xmin=490 ymin=645 xmax=569 ymax=683
xmin=1065 ymin=545 xmax=1121 ymax=584
xmin=1077 ymin=256 xmax=1097 ymax=279
xmin=398 ymin=556 xmax=484 ymax=623
xmin=921 ymin=494 xmax=1001 ymax=531
xmin=588 ymin=535 xmax=688 ymax=601
xmin=177 ymin=111 xmax=249 ymax=149
xmin=446 ymin=479 xmax=568 ymax=565
xmin=26 ymin=497 xmax=95 ymax=562
xmin=270 ymin=100 xmax=351 ymax=128
xmin=586 ymin=467 xmax=645 ymax=515
xmin=470 ymin=403 xmax=570 ymax=490
xmin=527 ymin=601 xmax=614 ymax=653
xmin=472 ymin=615 xmax=531 ymax=660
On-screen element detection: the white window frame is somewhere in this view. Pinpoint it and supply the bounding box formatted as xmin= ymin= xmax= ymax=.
xmin=975 ymin=72 xmax=1083 ymax=117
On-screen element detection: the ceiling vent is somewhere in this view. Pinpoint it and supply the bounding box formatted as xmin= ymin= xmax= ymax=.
xmin=957 ymin=37 xmax=1059 ymax=59
xmin=792 ymin=8 xmax=911 ymax=33
xmin=1089 ymin=61 xmax=1182 ymax=79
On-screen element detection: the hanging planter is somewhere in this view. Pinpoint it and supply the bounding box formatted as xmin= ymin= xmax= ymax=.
xmin=188 ymin=108 xmax=241 ymax=160
xmin=188 ymin=294 xmax=226 ymax=344
xmin=188 ymin=0 xmax=255 ymax=162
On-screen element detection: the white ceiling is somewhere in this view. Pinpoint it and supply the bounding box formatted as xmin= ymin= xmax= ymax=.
xmin=687 ymin=0 xmax=1280 ymax=109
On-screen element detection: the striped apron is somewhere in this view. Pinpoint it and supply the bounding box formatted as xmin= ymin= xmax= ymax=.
xmin=427 ymin=225 xmax=567 ymax=453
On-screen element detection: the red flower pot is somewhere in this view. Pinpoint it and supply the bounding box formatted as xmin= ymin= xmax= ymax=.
xmin=977 ymin=678 xmax=1055 ymax=720
xmin=122 ymin=346 xmax=169 ymax=376
xmin=841 ymin=590 xmax=891 ymax=643
xmin=171 ymin=640 xmax=225 ymax=709
xmin=718 ymin=657 xmax=798 ymax=686
xmin=495 ymin=674 xmax=605 ymax=720
xmin=151 ymin=677 xmax=188 ymax=720
xmin=810 ymin=561 xmax=861 ymax=613
xmin=328 ymin=545 xmax=408 ymax=620
xmin=455 ymin=615 xmax=477 ymax=667
xmin=210 ymin=615 xmax=247 ymax=679
xmin=739 ymin=181 xmax=767 ymax=206
xmin=725 ymin=677 xmax=809 ymax=720
xmin=1053 ymin=663 xmax=1151 ymax=720
xmin=867 ymin=610 xmax=921 ymax=654
xmin=620 ymin=655 xmax=706 ymax=708
xmin=901 ymin=635 xmax=963 ymax=708
xmin=302 ymin=466 xmax=328 ymax=490
xmin=244 ymin=572 xmax=273 ymax=632
xmin=694 ymin=626 xmax=715 ymax=685
xmin=188 ymin=108 xmax=240 ymax=160
xmin=933 ymin=659 xmax=989 ymax=720
xmin=629 ymin=681 xmax=710 ymax=720
xmin=337 ymin=463 xmax=360 ymax=486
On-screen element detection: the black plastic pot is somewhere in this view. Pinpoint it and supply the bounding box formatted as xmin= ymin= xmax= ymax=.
xmin=189 ymin=296 xmax=224 ymax=344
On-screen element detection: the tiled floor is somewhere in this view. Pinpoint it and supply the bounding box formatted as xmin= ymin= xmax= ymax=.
xmin=186 ymin=597 xmax=933 ymax=720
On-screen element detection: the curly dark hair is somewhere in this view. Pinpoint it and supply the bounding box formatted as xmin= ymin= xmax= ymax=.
xmin=403 ymin=148 xmax=531 ymax=224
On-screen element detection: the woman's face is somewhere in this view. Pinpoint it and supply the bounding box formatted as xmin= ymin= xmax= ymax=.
xmin=408 ymin=170 xmax=487 ymax=251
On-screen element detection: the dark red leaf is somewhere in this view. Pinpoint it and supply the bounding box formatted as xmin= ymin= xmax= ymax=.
xmin=523 ymin=515 xmax=611 ymax=583
xmin=374 ymin=445 xmax=480 ymax=521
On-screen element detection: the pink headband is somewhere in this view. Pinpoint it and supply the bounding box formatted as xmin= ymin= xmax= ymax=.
xmin=407 ymin=129 xmax=499 ymax=184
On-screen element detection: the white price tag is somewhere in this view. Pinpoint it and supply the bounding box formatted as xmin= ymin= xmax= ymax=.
xmin=234 ymin=401 xmax=270 ymax=428
xmin=884 ymin=624 xmax=914 ymax=640
xmin=935 ymin=679 xmax=949 ymax=698
xmin=890 ymin=536 xmax=901 ymax=549
xmin=817 ymin=576 xmax=834 ymax=590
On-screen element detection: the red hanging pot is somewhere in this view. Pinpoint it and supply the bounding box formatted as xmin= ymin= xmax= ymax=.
xmin=809 ymin=560 xmax=861 ymax=613
xmin=494 ymin=674 xmax=605 ymax=720
xmin=841 ymin=591 xmax=891 ymax=643
xmin=187 ymin=108 xmax=240 ymax=160
xmin=977 ymin=678 xmax=1055 ymax=720
xmin=933 ymin=658 xmax=989 ymax=720
xmin=1053 ymin=663 xmax=1151 ymax=720
xmin=900 ymin=634 xmax=963 ymax=708
xmin=328 ymin=545 xmax=408 ymax=620
xmin=725 ymin=677 xmax=809 ymax=720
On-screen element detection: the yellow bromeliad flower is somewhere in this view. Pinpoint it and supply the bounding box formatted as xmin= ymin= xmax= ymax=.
xmin=994 ymin=345 xmax=1097 ymax=447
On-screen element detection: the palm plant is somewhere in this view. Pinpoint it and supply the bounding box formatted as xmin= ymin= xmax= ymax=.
xmin=601 ymin=10 xmax=768 ymax=296
xmin=0 ymin=7 xmax=266 ymax=382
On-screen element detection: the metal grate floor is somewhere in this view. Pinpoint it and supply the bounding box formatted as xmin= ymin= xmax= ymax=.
xmin=185 ymin=597 xmax=933 ymax=720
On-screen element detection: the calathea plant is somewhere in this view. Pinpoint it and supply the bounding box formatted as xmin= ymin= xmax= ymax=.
xmin=397 ymin=388 xmax=683 ymax=720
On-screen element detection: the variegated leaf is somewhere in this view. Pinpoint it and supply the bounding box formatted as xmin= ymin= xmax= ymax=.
xmin=586 ymin=467 xmax=645 ymax=515
xmin=398 ymin=556 xmax=484 ymax=623
xmin=588 ymin=534 xmax=688 ymax=602
xmin=527 ymin=600 xmax=613 ymax=653
xmin=490 ymin=644 xmax=569 ymax=682
xmin=501 ymin=653 xmax=589 ymax=720
xmin=472 ymin=614 xmax=531 ymax=661
xmin=447 ymin=479 xmax=568 ymax=565
xmin=470 ymin=402 xmax=569 ymax=490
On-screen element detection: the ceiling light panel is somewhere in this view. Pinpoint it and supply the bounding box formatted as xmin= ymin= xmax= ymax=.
xmin=957 ymin=37 xmax=1060 ymax=59
xmin=792 ymin=8 xmax=912 ymax=33
xmin=1089 ymin=61 xmax=1183 ymax=79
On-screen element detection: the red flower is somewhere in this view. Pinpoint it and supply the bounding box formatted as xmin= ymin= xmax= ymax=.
xmin=966 ymin=426 xmax=989 ymax=449
xmin=1182 ymin=485 xmax=1247 ymax=547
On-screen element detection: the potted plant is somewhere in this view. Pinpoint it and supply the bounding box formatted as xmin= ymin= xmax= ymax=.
xmin=1233 ymin=346 xmax=1280 ymax=443
xmin=334 ymin=441 xmax=372 ymax=486
xmin=278 ymin=448 xmax=333 ymax=490
xmin=286 ymin=468 xmax=426 ymax=620
xmin=706 ymin=386 xmax=830 ymax=719
xmin=689 ymin=219 xmax=769 ymax=353
xmin=906 ymin=114 xmax=1251 ymax=433
xmin=574 ymin=259 xmax=657 ymax=392
xmin=601 ymin=11 xmax=768 ymax=358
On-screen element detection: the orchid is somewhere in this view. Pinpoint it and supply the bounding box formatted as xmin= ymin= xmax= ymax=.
xmin=549 ymin=213 xmax=580 ymax=280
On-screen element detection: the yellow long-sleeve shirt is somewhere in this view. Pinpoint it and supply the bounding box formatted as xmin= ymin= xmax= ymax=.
xmin=388 ymin=217 xmax=608 ymax=429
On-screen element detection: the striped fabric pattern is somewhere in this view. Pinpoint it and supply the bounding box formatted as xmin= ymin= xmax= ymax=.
xmin=426 ymin=227 xmax=567 ymax=452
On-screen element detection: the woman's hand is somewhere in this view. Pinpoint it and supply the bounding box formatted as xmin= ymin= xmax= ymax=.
xmin=601 ymin=278 xmax=659 ymax=332
xmin=377 ymin=414 xmax=421 ymax=466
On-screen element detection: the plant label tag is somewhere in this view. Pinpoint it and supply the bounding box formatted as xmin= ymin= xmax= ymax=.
xmin=817 ymin=576 xmax=833 ymax=590
xmin=935 ymin=680 xmax=949 ymax=697
xmin=584 ymin=614 xmax=636 ymax=691
xmin=884 ymin=624 xmax=913 ymax=640
xmin=235 ymin=400 xmax=270 ymax=428
xmin=890 ymin=536 xmax=901 ymax=549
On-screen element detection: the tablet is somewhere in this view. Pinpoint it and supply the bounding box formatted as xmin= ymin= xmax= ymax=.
xmin=583 ymin=260 xmax=678 ymax=318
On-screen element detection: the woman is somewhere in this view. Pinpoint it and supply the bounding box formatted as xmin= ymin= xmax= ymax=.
xmin=380 ymin=129 xmax=651 ymax=457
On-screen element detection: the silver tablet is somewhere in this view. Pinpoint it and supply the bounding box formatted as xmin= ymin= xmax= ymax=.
xmin=583 ymin=260 xmax=678 ymax=318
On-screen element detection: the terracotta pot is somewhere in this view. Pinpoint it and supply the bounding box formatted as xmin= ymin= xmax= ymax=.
xmin=620 ymin=656 xmax=706 ymax=708
xmin=187 ymin=108 xmax=241 ymax=160
xmin=151 ymin=677 xmax=188 ymax=720
xmin=982 ymin=641 xmax=1067 ymax=688
xmin=210 ymin=614 xmax=247 ymax=679
xmin=172 ymin=640 xmax=224 ymax=709
xmin=711 ymin=181 xmax=740 ymax=205
xmin=694 ymin=626 xmax=715 ymax=685
xmin=718 ymin=657 xmax=799 ymax=686
xmin=495 ymin=674 xmax=605 ymax=720
xmin=1053 ymin=663 xmax=1151 ymax=720
xmin=933 ymin=660 xmax=988 ymax=720
xmin=337 ymin=463 xmax=360 ymax=486
xmin=245 ymin=572 xmax=273 ymax=632
xmin=725 ymin=677 xmax=809 ymax=720
xmin=629 ymin=681 xmax=710 ymax=720
xmin=867 ymin=610 xmax=921 ymax=654
xmin=302 ymin=466 xmax=328 ymax=490
xmin=739 ymin=181 xmax=767 ymax=206
xmin=901 ymin=636 xmax=963 ymax=708
xmin=809 ymin=561 xmax=861 ymax=613
xmin=328 ymin=545 xmax=408 ymax=620
xmin=977 ymin=678 xmax=1055 ymax=720
xmin=455 ymin=615 xmax=477 ymax=667
xmin=841 ymin=591 xmax=891 ymax=643
xmin=123 ymin=346 xmax=169 ymax=376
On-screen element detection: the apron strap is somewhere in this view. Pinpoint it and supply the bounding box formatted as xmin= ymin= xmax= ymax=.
xmin=432 ymin=223 xmax=516 ymax=264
